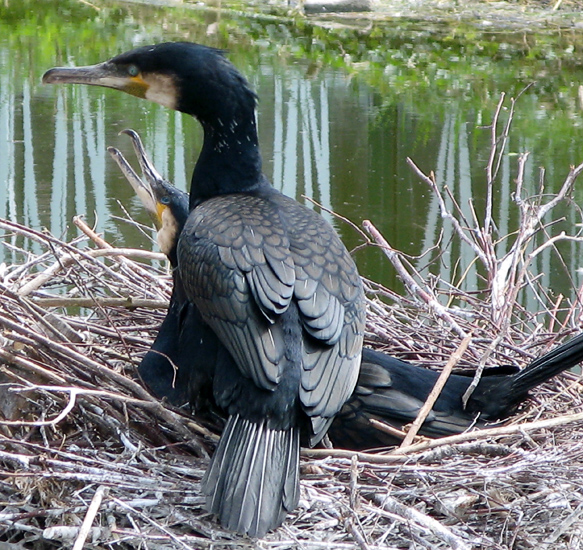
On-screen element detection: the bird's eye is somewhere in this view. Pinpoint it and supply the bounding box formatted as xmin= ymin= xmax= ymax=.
xmin=160 ymin=196 xmax=171 ymax=205
xmin=127 ymin=65 xmax=139 ymax=77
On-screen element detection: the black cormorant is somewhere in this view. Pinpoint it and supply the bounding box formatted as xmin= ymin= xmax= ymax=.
xmin=110 ymin=129 xmax=583 ymax=451
xmin=43 ymin=43 xmax=366 ymax=537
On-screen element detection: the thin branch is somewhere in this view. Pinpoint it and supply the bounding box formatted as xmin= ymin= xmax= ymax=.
xmin=400 ymin=333 xmax=472 ymax=447
xmin=484 ymin=92 xmax=506 ymax=233
xmin=72 ymin=486 xmax=109 ymax=550
xmin=406 ymin=158 xmax=489 ymax=267
xmin=30 ymin=297 xmax=169 ymax=309
xmin=371 ymin=494 xmax=472 ymax=550
xmin=363 ymin=220 xmax=468 ymax=338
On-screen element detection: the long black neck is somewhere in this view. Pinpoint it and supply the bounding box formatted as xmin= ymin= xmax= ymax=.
xmin=188 ymin=109 xmax=265 ymax=209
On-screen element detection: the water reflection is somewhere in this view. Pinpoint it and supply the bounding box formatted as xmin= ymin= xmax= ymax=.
xmin=0 ymin=47 xmax=343 ymax=261
xmin=272 ymin=75 xmax=332 ymax=224
xmin=2 ymin=0 xmax=583 ymax=316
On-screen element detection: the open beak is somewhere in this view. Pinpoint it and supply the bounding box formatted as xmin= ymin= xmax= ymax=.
xmin=107 ymin=129 xmax=167 ymax=229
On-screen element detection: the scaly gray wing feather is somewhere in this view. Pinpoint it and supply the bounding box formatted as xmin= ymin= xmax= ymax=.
xmin=277 ymin=193 xmax=365 ymax=441
xmin=178 ymin=192 xmax=365 ymax=440
xmin=179 ymin=194 xmax=294 ymax=390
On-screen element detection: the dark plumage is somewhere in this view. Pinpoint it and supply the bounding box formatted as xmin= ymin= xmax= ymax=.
xmin=110 ymin=129 xmax=583 ymax=453
xmin=44 ymin=43 xmax=365 ymax=537
xmin=330 ymin=340 xmax=583 ymax=448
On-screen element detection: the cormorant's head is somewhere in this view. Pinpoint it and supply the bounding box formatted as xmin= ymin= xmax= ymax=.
xmin=45 ymin=42 xmax=265 ymax=202
xmin=108 ymin=130 xmax=188 ymax=263
xmin=42 ymin=42 xmax=257 ymax=124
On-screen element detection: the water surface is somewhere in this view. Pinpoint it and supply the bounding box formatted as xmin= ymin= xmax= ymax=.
xmin=2 ymin=0 xmax=583 ymax=319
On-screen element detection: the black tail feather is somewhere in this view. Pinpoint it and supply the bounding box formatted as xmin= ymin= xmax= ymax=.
xmin=509 ymin=333 xmax=583 ymax=395
xmin=202 ymin=414 xmax=300 ymax=537
xmin=330 ymin=334 xmax=583 ymax=449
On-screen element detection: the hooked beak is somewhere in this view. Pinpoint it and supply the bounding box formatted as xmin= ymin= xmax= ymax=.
xmin=42 ymin=62 xmax=148 ymax=98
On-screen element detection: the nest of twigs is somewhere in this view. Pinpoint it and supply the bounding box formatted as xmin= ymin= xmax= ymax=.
xmin=2 ymin=95 xmax=583 ymax=549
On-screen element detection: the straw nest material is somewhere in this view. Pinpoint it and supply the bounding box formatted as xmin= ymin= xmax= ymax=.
xmin=2 ymin=98 xmax=583 ymax=549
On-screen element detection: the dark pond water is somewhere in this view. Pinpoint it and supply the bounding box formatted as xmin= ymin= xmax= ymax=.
xmin=2 ymin=0 xmax=583 ymax=315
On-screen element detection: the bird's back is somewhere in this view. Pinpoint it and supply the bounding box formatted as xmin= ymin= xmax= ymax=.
xmin=177 ymin=188 xmax=365 ymax=441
